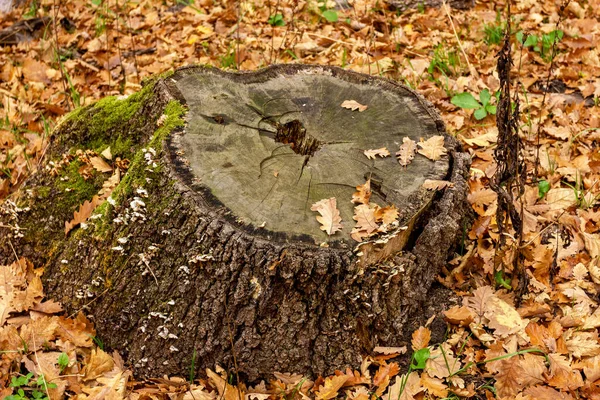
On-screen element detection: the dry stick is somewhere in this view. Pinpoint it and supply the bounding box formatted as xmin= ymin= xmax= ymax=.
xmin=236 ymin=0 xmax=242 ymax=69
xmin=8 ymin=239 xmax=19 ymax=263
xmin=114 ymin=0 xmax=126 ymax=93
xmin=533 ymin=0 xmax=571 ymax=180
xmin=442 ymin=0 xmax=477 ymax=78
xmin=52 ymin=0 xmax=70 ymax=111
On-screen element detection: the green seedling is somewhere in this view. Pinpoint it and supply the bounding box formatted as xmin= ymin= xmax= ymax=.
xmin=538 ymin=179 xmax=550 ymax=199
xmin=267 ymin=13 xmax=285 ymax=26
xmin=516 ymin=30 xmax=564 ymax=62
xmin=7 ymin=373 xmax=57 ymax=400
xmin=451 ymin=89 xmax=498 ymax=120
xmin=58 ymin=352 xmax=69 ymax=372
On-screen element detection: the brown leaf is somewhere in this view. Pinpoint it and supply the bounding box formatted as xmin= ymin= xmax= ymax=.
xmin=90 ymin=156 xmax=113 ymax=173
xmin=494 ymin=356 xmax=524 ymax=397
xmin=99 ymin=169 xmax=121 ymax=200
xmin=426 ymin=344 xmax=460 ymax=379
xmin=547 ymin=353 xmax=584 ymax=390
xmin=315 ymin=375 xmax=349 ymax=400
xmin=396 ymin=137 xmax=417 ymax=166
xmin=341 ymin=99 xmax=368 ymax=112
xmin=65 ymin=196 xmax=102 ymax=235
xmin=411 ymin=326 xmax=431 ymax=351
xmin=206 ymin=368 xmax=243 ymax=400
xmin=101 ymin=146 xmax=112 ymax=160
xmin=417 ymin=136 xmax=446 ymax=161
xmin=83 ymin=348 xmax=115 ymax=381
xmin=374 ymin=205 xmax=399 ymax=225
xmin=311 ymin=198 xmax=343 ymax=235
xmin=373 ymin=346 xmax=407 ymax=355
xmin=364 ymin=148 xmax=390 ymax=159
xmin=422 ymin=180 xmax=454 ymax=190
xmin=353 ymin=204 xmax=379 ymax=235
xmin=443 ymin=306 xmax=474 ymax=326
xmin=420 ymin=373 xmax=448 ymax=398
xmin=352 ymin=179 xmax=371 ymax=205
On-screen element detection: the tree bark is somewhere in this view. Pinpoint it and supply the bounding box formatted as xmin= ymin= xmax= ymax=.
xmin=0 ymin=65 xmax=470 ymax=382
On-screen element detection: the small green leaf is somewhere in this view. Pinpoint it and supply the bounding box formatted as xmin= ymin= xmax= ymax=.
xmin=516 ymin=31 xmax=524 ymax=44
xmin=485 ymin=104 xmax=497 ymax=115
xmin=474 ymin=107 xmax=488 ymax=120
xmin=58 ymin=352 xmax=69 ymax=372
xmin=267 ymin=13 xmax=285 ymax=26
xmin=524 ymin=34 xmax=538 ymax=47
xmin=451 ymin=92 xmax=481 ymax=109
xmin=479 ymin=89 xmax=491 ymax=106
xmin=322 ymin=10 xmax=338 ymax=22
xmin=538 ymin=180 xmax=550 ymax=199
xmin=411 ymin=347 xmax=430 ymax=370
xmin=494 ymin=270 xmax=512 ymax=290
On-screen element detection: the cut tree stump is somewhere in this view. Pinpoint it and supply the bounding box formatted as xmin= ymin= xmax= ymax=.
xmin=0 ymin=64 xmax=470 ymax=381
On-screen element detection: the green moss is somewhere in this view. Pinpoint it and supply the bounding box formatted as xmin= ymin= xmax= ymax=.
xmin=93 ymin=99 xmax=187 ymax=236
xmin=37 ymin=186 xmax=50 ymax=199
xmin=56 ymin=160 xmax=102 ymax=211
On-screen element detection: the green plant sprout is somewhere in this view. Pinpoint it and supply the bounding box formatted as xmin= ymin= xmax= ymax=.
xmin=516 ymin=29 xmax=564 ymax=62
xmin=6 ymin=373 xmax=57 ymax=400
xmin=267 ymin=13 xmax=285 ymax=26
xmin=451 ymin=89 xmax=498 ymax=120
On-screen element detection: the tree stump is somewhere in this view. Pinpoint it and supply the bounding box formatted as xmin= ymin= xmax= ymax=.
xmin=0 ymin=65 xmax=470 ymax=381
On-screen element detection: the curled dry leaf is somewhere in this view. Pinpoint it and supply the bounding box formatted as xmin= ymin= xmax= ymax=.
xmin=396 ymin=137 xmax=417 ymax=166
xmin=373 ymin=346 xmax=407 ymax=355
xmin=311 ymin=198 xmax=343 ymax=235
xmin=364 ymin=148 xmax=390 ymax=159
xmin=341 ymin=99 xmax=368 ymax=112
xmin=352 ymin=179 xmax=371 ymax=205
xmin=100 ymin=146 xmax=112 ymax=160
xmin=417 ymin=136 xmax=447 ymax=161
xmin=374 ymin=205 xmax=399 ymax=225
xmin=315 ymin=375 xmax=349 ymax=400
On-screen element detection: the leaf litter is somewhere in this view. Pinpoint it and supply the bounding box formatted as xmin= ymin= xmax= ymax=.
xmin=1 ymin=0 xmax=600 ymax=397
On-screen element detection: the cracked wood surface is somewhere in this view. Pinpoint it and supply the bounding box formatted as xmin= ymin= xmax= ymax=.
xmin=168 ymin=65 xmax=450 ymax=244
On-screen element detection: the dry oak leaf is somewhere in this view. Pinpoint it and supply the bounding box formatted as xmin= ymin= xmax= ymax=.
xmin=99 ymin=169 xmax=121 ymax=200
xmin=519 ymin=353 xmax=547 ymax=388
xmin=420 ymin=373 xmax=448 ymax=398
xmin=352 ymin=179 xmax=371 ymax=205
xmin=101 ymin=146 xmax=112 ymax=160
xmin=484 ymin=295 xmax=528 ymax=337
xmin=422 ymin=180 xmax=454 ymax=190
xmin=341 ymin=99 xmax=368 ymax=112
xmin=207 ymin=368 xmax=243 ymax=400
xmin=315 ymin=375 xmax=349 ymax=400
xmin=311 ymin=198 xmax=343 ymax=235
xmin=411 ymin=326 xmax=431 ymax=351
xmin=523 ymin=385 xmax=575 ymax=400
xmin=547 ymin=353 xmax=584 ymax=391
xmin=83 ymin=347 xmax=115 ymax=381
xmin=460 ymin=130 xmax=498 ymax=147
xmin=494 ymin=356 xmax=525 ymax=398
xmin=396 ymin=137 xmax=417 ymax=166
xmin=382 ymin=372 xmax=421 ymax=400
xmin=364 ymin=148 xmax=390 ymax=159
xmin=464 ymin=285 xmax=495 ymax=319
xmin=90 ymin=156 xmax=113 ymax=173
xmin=443 ymin=305 xmax=474 ymax=326
xmin=566 ymin=331 xmax=600 ymax=358
xmin=374 ymin=205 xmax=399 ymax=225
xmin=426 ymin=344 xmax=460 ymax=379
xmin=417 ymin=136 xmax=446 ymax=161
xmin=467 ymin=189 xmax=497 ymax=207
xmin=373 ymin=346 xmax=407 ymax=355
xmin=65 ymin=195 xmax=102 ymax=235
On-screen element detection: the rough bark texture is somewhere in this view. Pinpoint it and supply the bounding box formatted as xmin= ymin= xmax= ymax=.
xmin=0 ymin=64 xmax=470 ymax=382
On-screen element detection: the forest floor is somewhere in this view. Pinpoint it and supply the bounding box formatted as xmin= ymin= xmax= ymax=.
xmin=1 ymin=0 xmax=600 ymax=399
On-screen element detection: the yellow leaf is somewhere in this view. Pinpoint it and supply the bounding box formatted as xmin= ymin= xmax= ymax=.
xmin=315 ymin=375 xmax=349 ymax=400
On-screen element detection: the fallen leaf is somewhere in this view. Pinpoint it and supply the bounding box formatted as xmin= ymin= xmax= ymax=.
xmin=341 ymin=99 xmax=368 ymax=112
xmin=396 ymin=137 xmax=417 ymax=166
xmin=101 ymin=146 xmax=112 ymax=160
xmin=422 ymin=180 xmax=454 ymax=190
xmin=411 ymin=326 xmax=431 ymax=350
xmin=65 ymin=195 xmax=102 ymax=235
xmin=315 ymin=375 xmax=349 ymax=400
xmin=352 ymin=179 xmax=371 ymax=205
xmin=364 ymin=148 xmax=390 ymax=159
xmin=311 ymin=198 xmax=343 ymax=235
xmin=90 ymin=156 xmax=113 ymax=173
xmin=417 ymin=136 xmax=447 ymax=161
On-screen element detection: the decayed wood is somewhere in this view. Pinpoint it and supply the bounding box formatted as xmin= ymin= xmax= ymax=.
xmin=0 ymin=64 xmax=470 ymax=381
